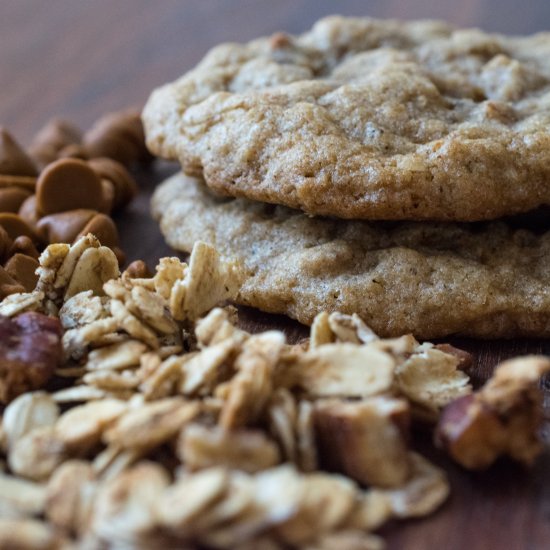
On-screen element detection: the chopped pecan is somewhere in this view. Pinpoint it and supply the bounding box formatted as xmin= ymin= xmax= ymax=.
xmin=0 ymin=312 xmax=62 ymax=403
xmin=436 ymin=356 xmax=550 ymax=469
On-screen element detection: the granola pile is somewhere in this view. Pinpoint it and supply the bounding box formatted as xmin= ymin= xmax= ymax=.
xmin=0 ymin=235 xmax=548 ymax=549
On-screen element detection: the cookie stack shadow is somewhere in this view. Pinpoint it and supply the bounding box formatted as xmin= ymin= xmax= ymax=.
xmin=143 ymin=16 xmax=550 ymax=339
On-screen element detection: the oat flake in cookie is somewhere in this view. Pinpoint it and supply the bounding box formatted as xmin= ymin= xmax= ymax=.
xmin=144 ymin=16 xmax=550 ymax=221
xmin=152 ymin=172 xmax=550 ymax=339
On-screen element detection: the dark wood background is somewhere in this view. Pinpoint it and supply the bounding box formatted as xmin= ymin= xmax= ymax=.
xmin=2 ymin=1 xmax=550 ymax=548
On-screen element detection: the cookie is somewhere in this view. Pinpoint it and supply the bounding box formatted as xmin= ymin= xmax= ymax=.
xmin=144 ymin=16 xmax=550 ymax=221
xmin=152 ymin=172 xmax=550 ymax=339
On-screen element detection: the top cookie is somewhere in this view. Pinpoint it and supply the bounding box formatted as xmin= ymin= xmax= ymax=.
xmin=143 ymin=16 xmax=550 ymax=221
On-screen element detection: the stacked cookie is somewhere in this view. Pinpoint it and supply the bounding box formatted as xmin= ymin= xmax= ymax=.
xmin=144 ymin=16 xmax=550 ymax=338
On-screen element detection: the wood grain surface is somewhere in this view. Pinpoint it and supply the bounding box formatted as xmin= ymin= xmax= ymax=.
xmin=2 ymin=1 xmax=550 ymax=548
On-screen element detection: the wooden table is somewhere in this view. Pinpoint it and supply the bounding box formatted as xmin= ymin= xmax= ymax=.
xmin=2 ymin=1 xmax=550 ymax=548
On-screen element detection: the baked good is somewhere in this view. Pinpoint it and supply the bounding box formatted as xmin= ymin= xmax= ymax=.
xmin=152 ymin=172 xmax=550 ymax=339
xmin=144 ymin=16 xmax=550 ymax=221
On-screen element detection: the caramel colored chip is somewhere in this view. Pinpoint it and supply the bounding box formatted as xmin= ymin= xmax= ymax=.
xmin=0 ymin=224 xmax=12 ymax=260
xmin=99 ymin=179 xmax=115 ymax=213
xmin=76 ymin=213 xmax=119 ymax=249
xmin=36 ymin=158 xmax=106 ymax=215
xmin=0 ymin=128 xmax=37 ymax=177
xmin=4 ymin=254 xmax=39 ymax=292
xmin=0 ymin=213 xmax=36 ymax=241
xmin=88 ymin=157 xmax=138 ymax=210
xmin=29 ymin=119 xmax=82 ymax=168
xmin=18 ymin=195 xmax=40 ymax=229
xmin=0 ymin=187 xmax=32 ymax=213
xmin=8 ymin=235 xmax=39 ymax=260
xmin=37 ymin=209 xmax=97 ymax=244
xmin=0 ymin=265 xmax=24 ymax=299
xmin=83 ymin=110 xmax=151 ymax=166
xmin=57 ymin=143 xmax=89 ymax=161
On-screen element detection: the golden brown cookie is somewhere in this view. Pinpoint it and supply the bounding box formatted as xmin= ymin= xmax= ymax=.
xmin=152 ymin=172 xmax=550 ymax=339
xmin=144 ymin=16 xmax=550 ymax=221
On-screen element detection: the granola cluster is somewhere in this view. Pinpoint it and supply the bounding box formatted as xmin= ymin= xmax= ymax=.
xmin=0 ymin=236 xmax=548 ymax=549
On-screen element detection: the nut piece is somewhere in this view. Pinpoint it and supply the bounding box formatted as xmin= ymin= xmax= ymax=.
xmin=436 ymin=355 xmax=550 ymax=469
xmin=124 ymin=259 xmax=152 ymax=279
xmin=0 ymin=312 xmax=62 ymax=403
xmin=314 ymin=397 xmax=410 ymax=487
xmin=36 ymin=158 xmax=106 ymax=215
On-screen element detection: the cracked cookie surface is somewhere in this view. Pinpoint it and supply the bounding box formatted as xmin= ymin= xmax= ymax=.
xmin=144 ymin=16 xmax=550 ymax=221
xmin=152 ymin=172 xmax=550 ymax=339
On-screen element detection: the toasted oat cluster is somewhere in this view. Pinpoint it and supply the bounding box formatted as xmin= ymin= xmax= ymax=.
xmin=0 ymin=235 xmax=548 ymax=549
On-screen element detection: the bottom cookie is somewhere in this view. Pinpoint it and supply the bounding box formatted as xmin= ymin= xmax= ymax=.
xmin=152 ymin=173 xmax=550 ymax=339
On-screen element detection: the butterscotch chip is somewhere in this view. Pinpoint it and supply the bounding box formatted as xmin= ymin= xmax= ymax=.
xmin=144 ymin=16 xmax=550 ymax=221
xmin=84 ymin=110 xmax=151 ymax=166
xmin=0 ymin=265 xmax=25 ymax=298
xmin=28 ymin=119 xmax=83 ymax=168
xmin=37 ymin=209 xmax=97 ymax=244
xmin=57 ymin=143 xmax=89 ymax=161
xmin=36 ymin=158 xmax=106 ymax=215
xmin=0 ymin=187 xmax=32 ymax=213
xmin=18 ymin=195 xmax=40 ymax=229
xmin=0 ymin=128 xmax=37 ymax=177
xmin=88 ymin=157 xmax=138 ymax=210
xmin=76 ymin=213 xmax=119 ymax=249
xmin=4 ymin=254 xmax=39 ymax=292
xmin=0 ymin=174 xmax=37 ymax=192
xmin=0 ymin=213 xmax=37 ymax=241
xmin=8 ymin=236 xmax=39 ymax=261
xmin=0 ymin=225 xmax=13 ymax=261
xmin=153 ymin=173 xmax=550 ymax=339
